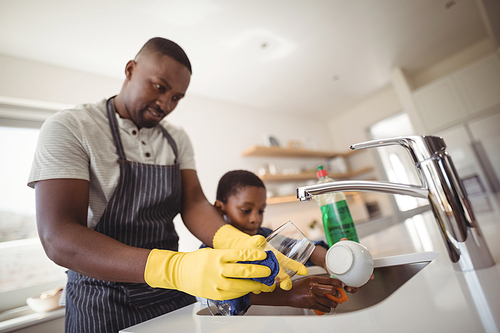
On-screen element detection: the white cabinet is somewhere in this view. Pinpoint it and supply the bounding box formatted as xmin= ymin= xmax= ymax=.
xmin=413 ymin=77 xmax=469 ymax=131
xmin=436 ymin=126 xmax=485 ymax=181
xmin=468 ymin=112 xmax=500 ymax=188
xmin=455 ymin=55 xmax=500 ymax=114
xmin=414 ymin=53 xmax=500 ymax=133
xmin=436 ymin=111 xmax=500 ymax=199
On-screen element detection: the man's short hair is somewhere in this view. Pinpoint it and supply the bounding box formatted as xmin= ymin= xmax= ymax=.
xmin=136 ymin=37 xmax=192 ymax=74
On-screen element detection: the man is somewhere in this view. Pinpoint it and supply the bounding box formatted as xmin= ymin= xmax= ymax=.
xmin=29 ymin=37 xmax=305 ymax=332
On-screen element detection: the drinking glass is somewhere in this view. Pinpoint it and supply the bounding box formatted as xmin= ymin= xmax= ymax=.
xmin=207 ymin=221 xmax=315 ymax=315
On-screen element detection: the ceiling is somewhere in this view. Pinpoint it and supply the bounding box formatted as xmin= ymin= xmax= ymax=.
xmin=0 ymin=0 xmax=489 ymax=118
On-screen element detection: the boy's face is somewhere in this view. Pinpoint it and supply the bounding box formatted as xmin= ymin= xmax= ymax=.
xmin=216 ymin=186 xmax=267 ymax=236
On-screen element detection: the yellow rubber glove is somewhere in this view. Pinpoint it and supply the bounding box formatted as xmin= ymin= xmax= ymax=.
xmin=144 ymin=248 xmax=275 ymax=301
xmin=213 ymin=224 xmax=267 ymax=250
xmin=213 ymin=224 xmax=309 ymax=291
xmin=272 ymin=249 xmax=309 ymax=290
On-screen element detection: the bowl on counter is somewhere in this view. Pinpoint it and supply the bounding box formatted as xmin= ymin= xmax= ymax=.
xmin=26 ymin=287 xmax=64 ymax=312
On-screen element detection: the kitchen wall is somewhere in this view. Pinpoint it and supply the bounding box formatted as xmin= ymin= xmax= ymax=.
xmin=0 ymin=54 xmax=122 ymax=106
xmin=0 ymin=53 xmax=335 ymax=252
xmin=1 ymin=37 xmax=497 ymax=252
xmin=324 ymin=38 xmax=499 ymax=224
xmin=166 ymin=94 xmax=336 ymax=250
xmin=324 ymin=84 xmax=403 ymax=220
xmin=325 ymin=38 xmax=496 ymax=154
xmin=0 ymin=55 xmax=341 ymax=333
xmin=2 ymin=35 xmax=499 ymax=333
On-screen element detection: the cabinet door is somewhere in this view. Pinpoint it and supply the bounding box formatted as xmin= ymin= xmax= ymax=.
xmin=436 ymin=111 xmax=500 ymax=195
xmin=436 ymin=125 xmax=481 ymax=178
xmin=413 ymin=77 xmax=469 ymax=132
xmin=435 ymin=125 xmax=491 ymax=197
xmin=468 ymin=112 xmax=500 ymax=187
xmin=454 ymin=54 xmax=500 ymax=114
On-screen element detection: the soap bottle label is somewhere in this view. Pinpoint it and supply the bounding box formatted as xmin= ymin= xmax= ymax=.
xmin=335 ymin=199 xmax=359 ymax=243
xmin=321 ymin=200 xmax=359 ymax=246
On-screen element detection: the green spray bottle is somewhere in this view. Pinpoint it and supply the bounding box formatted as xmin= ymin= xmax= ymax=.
xmin=314 ymin=165 xmax=359 ymax=246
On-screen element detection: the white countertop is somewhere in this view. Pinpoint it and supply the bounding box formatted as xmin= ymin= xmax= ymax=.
xmin=121 ymin=195 xmax=500 ymax=333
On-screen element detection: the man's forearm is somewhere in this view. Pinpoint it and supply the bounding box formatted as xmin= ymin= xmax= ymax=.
xmin=41 ymin=220 xmax=150 ymax=283
xmin=181 ymin=198 xmax=226 ymax=247
xmin=180 ymin=169 xmax=226 ymax=247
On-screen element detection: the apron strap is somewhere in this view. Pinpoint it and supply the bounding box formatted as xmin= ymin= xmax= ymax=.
xmin=158 ymin=125 xmax=179 ymax=165
xmin=106 ymin=97 xmax=127 ymax=161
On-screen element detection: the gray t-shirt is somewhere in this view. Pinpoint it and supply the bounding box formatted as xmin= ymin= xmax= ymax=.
xmin=28 ymin=99 xmax=196 ymax=229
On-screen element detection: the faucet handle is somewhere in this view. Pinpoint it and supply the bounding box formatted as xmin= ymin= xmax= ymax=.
xmin=350 ymin=136 xmax=446 ymax=164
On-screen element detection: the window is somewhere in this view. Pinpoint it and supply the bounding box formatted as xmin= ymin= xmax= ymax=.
xmin=369 ymin=113 xmax=429 ymax=217
xmin=0 ymin=98 xmax=69 ymax=312
xmin=0 ymin=126 xmax=39 ymax=242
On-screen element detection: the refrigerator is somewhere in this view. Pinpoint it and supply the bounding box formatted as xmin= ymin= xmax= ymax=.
xmin=436 ymin=110 xmax=500 ymax=213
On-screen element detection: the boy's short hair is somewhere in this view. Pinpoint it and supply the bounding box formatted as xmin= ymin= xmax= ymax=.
xmin=216 ymin=170 xmax=266 ymax=204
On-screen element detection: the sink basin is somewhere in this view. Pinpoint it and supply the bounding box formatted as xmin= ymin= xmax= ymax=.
xmin=197 ymin=251 xmax=439 ymax=316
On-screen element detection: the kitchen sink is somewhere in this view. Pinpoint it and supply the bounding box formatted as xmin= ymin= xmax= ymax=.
xmin=196 ymin=251 xmax=439 ymax=316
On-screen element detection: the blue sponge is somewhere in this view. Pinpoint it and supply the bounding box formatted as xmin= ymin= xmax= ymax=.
xmin=210 ymin=250 xmax=279 ymax=315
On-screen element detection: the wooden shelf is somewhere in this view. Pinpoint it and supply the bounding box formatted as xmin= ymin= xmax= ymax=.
xmin=241 ymin=144 xmax=375 ymax=206
xmin=259 ymin=167 xmax=374 ymax=182
xmin=267 ymin=192 xmax=358 ymax=205
xmin=267 ymin=195 xmax=299 ymax=204
xmin=241 ymin=145 xmax=358 ymax=158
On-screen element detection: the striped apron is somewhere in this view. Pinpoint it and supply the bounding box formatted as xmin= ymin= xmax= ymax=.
xmin=64 ymin=98 xmax=196 ymax=333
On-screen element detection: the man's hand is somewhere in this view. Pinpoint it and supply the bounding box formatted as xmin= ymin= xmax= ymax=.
xmin=144 ymin=248 xmax=275 ymax=300
xmin=213 ymin=224 xmax=309 ymax=290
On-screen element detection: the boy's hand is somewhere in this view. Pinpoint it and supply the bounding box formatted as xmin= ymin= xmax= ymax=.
xmin=345 ymin=273 xmax=375 ymax=293
xmin=281 ymin=276 xmax=345 ymax=313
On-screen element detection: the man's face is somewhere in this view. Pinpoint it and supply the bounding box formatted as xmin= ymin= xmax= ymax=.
xmin=121 ymin=54 xmax=191 ymax=128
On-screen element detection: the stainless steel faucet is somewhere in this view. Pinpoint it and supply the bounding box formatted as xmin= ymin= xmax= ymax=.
xmin=296 ymin=136 xmax=495 ymax=271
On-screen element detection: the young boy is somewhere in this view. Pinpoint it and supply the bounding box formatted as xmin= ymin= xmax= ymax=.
xmin=211 ymin=170 xmax=329 ymax=266
xmin=199 ymin=170 xmax=344 ymax=314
